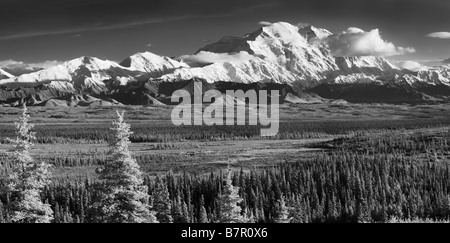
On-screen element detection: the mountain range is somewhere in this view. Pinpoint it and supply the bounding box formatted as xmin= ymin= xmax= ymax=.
xmin=1 ymin=22 xmax=449 ymax=107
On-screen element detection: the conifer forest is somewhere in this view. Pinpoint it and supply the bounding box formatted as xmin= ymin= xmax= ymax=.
xmin=0 ymin=105 xmax=449 ymax=224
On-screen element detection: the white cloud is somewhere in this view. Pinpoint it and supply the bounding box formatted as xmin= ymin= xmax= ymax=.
xmin=325 ymin=27 xmax=415 ymax=57
xmin=179 ymin=51 xmax=255 ymax=66
xmin=0 ymin=59 xmax=62 ymax=69
xmin=0 ymin=60 xmax=38 ymax=76
xmin=296 ymin=22 xmax=310 ymax=28
xmin=397 ymin=61 xmax=428 ymax=72
xmin=0 ymin=59 xmax=33 ymax=70
xmin=146 ymin=43 xmax=152 ymax=47
xmin=0 ymin=59 xmax=21 ymax=67
xmin=396 ymin=59 xmax=445 ymax=68
xmin=31 ymin=60 xmax=63 ymax=68
xmin=258 ymin=21 xmax=272 ymax=26
xmin=426 ymin=32 xmax=450 ymax=39
xmin=0 ymin=59 xmax=63 ymax=75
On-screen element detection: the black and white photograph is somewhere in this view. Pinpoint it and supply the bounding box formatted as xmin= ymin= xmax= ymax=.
xmin=0 ymin=0 xmax=449 ymax=234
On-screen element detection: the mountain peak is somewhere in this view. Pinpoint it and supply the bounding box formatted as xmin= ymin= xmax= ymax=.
xmin=260 ymin=21 xmax=299 ymax=33
xmin=197 ymin=21 xmax=310 ymax=56
xmin=257 ymin=22 xmax=308 ymax=44
xmin=128 ymin=51 xmax=162 ymax=60
xmin=119 ymin=51 xmax=188 ymax=76
xmin=121 ymin=51 xmax=176 ymax=66
xmin=255 ymin=22 xmax=332 ymax=42
xmin=298 ymin=25 xmax=332 ymax=41
xmin=69 ymin=56 xmax=108 ymax=65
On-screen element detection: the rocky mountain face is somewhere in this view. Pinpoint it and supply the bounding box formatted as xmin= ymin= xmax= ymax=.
xmin=1 ymin=22 xmax=449 ymax=106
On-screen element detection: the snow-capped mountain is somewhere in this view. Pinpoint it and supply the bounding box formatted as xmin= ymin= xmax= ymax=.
xmin=0 ymin=68 xmax=14 ymax=79
xmin=158 ymin=22 xmax=400 ymax=86
xmin=0 ymin=53 xmax=189 ymax=93
xmin=119 ymin=51 xmax=189 ymax=77
xmin=0 ymin=56 xmax=140 ymax=92
xmin=394 ymin=65 xmax=450 ymax=87
xmin=156 ymin=58 xmax=300 ymax=84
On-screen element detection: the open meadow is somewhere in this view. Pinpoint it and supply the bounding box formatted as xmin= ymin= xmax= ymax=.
xmin=1 ymin=103 xmax=450 ymax=177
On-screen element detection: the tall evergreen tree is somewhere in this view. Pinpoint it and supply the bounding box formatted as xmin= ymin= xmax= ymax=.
xmin=275 ymin=195 xmax=291 ymax=223
xmin=6 ymin=104 xmax=53 ymax=223
xmin=54 ymin=202 xmax=61 ymax=223
xmin=172 ymin=195 xmax=185 ymax=223
xmin=217 ymin=169 xmax=247 ymax=223
xmin=93 ymin=111 xmax=157 ymax=223
xmin=0 ymin=201 xmax=5 ymax=223
xmin=198 ymin=195 xmax=209 ymax=223
xmin=181 ymin=201 xmax=191 ymax=223
xmin=153 ymin=176 xmax=173 ymax=223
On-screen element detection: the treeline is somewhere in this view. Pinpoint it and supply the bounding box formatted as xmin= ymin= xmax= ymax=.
xmin=1 ymin=118 xmax=449 ymax=144
xmin=328 ymin=132 xmax=450 ymax=156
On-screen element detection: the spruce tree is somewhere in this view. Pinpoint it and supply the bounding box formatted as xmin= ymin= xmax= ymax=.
xmin=93 ymin=111 xmax=157 ymax=223
xmin=172 ymin=195 xmax=184 ymax=223
xmin=198 ymin=195 xmax=209 ymax=223
xmin=217 ymin=169 xmax=247 ymax=223
xmin=54 ymin=202 xmax=61 ymax=223
xmin=181 ymin=201 xmax=191 ymax=223
xmin=0 ymin=201 xmax=5 ymax=223
xmin=153 ymin=176 xmax=173 ymax=223
xmin=275 ymin=195 xmax=291 ymax=223
xmin=6 ymin=104 xmax=53 ymax=223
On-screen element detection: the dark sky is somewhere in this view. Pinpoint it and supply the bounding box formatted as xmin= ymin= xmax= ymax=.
xmin=0 ymin=0 xmax=449 ymax=66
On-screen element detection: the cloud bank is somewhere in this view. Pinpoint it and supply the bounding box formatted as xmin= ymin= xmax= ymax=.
xmin=179 ymin=51 xmax=254 ymax=66
xmin=258 ymin=21 xmax=272 ymax=26
xmin=397 ymin=61 xmax=428 ymax=72
xmin=0 ymin=59 xmax=62 ymax=76
xmin=426 ymin=32 xmax=450 ymax=39
xmin=325 ymin=27 xmax=415 ymax=57
xmin=296 ymin=22 xmax=310 ymax=28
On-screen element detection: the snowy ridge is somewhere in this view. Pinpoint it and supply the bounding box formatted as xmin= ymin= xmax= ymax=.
xmin=0 ymin=53 xmax=189 ymax=93
xmin=158 ymin=58 xmax=299 ymax=84
xmin=395 ymin=68 xmax=450 ymax=86
xmin=0 ymin=56 xmax=134 ymax=91
xmin=119 ymin=51 xmax=189 ymax=77
xmin=0 ymin=52 xmax=194 ymax=91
